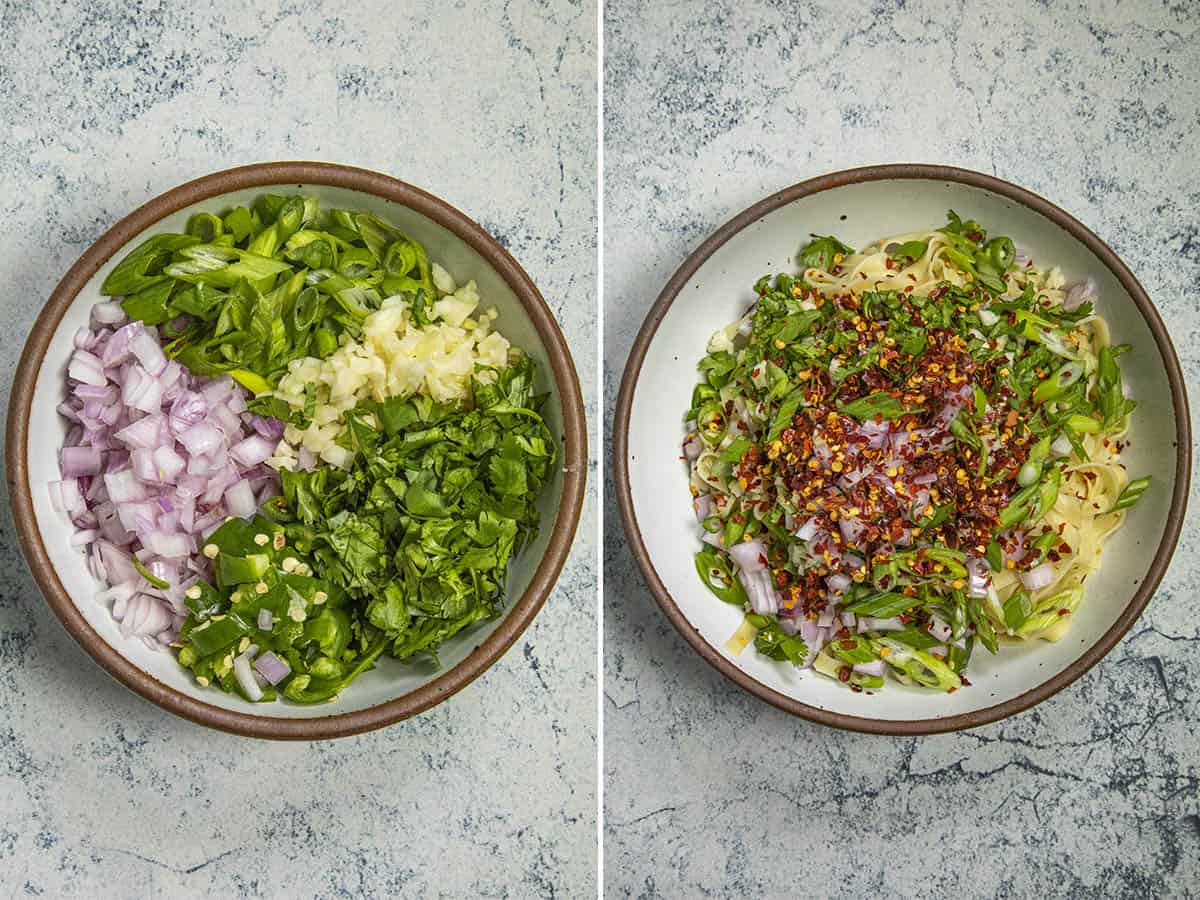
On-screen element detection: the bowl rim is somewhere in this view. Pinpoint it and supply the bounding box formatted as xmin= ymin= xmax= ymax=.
xmin=6 ymin=160 xmax=588 ymax=740
xmin=613 ymin=163 xmax=1191 ymax=735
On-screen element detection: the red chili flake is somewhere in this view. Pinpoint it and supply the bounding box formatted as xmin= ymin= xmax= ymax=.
xmin=837 ymin=666 xmax=852 ymax=683
xmin=1057 ymin=608 xmax=1070 ymax=616
xmin=961 ymin=677 xmax=972 ymax=687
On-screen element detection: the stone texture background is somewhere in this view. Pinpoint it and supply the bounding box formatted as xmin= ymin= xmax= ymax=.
xmin=604 ymin=1 xmax=1200 ymax=897
xmin=0 ymin=1 xmax=597 ymax=896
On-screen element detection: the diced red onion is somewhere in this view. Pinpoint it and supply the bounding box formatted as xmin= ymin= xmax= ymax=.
xmin=47 ymin=481 xmax=66 ymax=514
xmin=683 ymin=432 xmax=702 ymax=461
xmin=60 ymin=445 xmax=102 ymax=477
xmin=224 ymin=479 xmax=257 ymax=519
xmin=853 ymin=659 xmax=886 ymax=678
xmin=169 ymin=391 xmax=208 ymax=433
xmin=177 ymin=421 xmax=223 ymax=457
xmin=928 ymin=614 xmax=953 ymax=643
xmin=230 ymin=434 xmax=276 ymax=468
xmin=1020 ymin=562 xmax=1056 ymax=591
xmin=840 ymin=610 xmax=856 ymax=628
xmin=201 ymin=376 xmax=236 ymax=407
xmin=826 ymin=572 xmax=852 ymax=593
xmin=70 ymin=529 xmax=98 ymax=547
xmin=966 ymin=556 xmax=990 ymax=599
xmin=92 ymin=301 xmax=126 ymax=325
xmin=795 ymin=518 xmax=819 ymax=541
xmin=53 ymin=302 xmax=283 ymax=654
xmin=253 ymin=650 xmax=290 ymax=685
xmin=153 ymin=445 xmax=186 ymax=482
xmin=250 ymin=415 xmax=285 ymax=441
xmin=187 ymin=451 xmax=226 ymax=478
xmin=233 ymin=648 xmax=264 ymax=701
xmin=1064 ymin=278 xmax=1096 ymax=313
xmin=129 ymin=329 xmax=168 ymax=375
xmin=68 ymin=349 xmax=107 ymax=386
xmin=113 ymin=414 xmax=161 ymax=450
xmin=257 ymin=608 xmax=275 ymax=631
xmin=728 ymin=539 xmax=768 ymax=573
xmin=145 ymin=532 xmax=193 ymax=559
xmin=739 ymin=568 xmax=778 ymax=615
xmin=101 ymin=322 xmax=139 ymax=367
xmin=855 ymin=419 xmax=891 ymax=450
xmin=693 ymin=494 xmax=713 ymax=523
xmin=211 ymin=402 xmax=243 ymax=438
xmin=838 ymin=517 xmax=867 ymax=546
xmin=103 ymin=469 xmax=146 ymax=503
xmin=840 ymin=465 xmax=873 ymax=488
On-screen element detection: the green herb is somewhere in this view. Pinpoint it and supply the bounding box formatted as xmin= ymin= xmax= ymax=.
xmin=887 ymin=240 xmax=928 ymax=266
xmin=270 ymin=356 xmax=554 ymax=668
xmin=719 ymin=437 xmax=755 ymax=463
xmin=753 ymin=619 xmax=809 ymax=665
xmin=1002 ymin=589 xmax=1033 ymax=631
xmin=798 ymin=235 xmax=855 ymax=271
xmin=838 ymin=391 xmax=920 ymax=421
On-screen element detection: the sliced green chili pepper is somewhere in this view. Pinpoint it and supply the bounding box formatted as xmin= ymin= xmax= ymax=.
xmin=187 ymin=613 xmax=252 ymax=657
xmin=694 ymin=548 xmax=748 ymax=606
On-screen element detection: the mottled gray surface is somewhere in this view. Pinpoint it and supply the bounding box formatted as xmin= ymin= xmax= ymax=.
xmin=604 ymin=2 xmax=1199 ymax=897
xmin=0 ymin=1 xmax=596 ymax=897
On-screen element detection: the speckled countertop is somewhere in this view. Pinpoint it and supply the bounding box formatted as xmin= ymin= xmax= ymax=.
xmin=605 ymin=2 xmax=1199 ymax=897
xmin=0 ymin=1 xmax=596 ymax=897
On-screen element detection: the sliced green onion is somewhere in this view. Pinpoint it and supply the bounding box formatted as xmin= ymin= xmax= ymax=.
xmin=1017 ymin=460 xmax=1041 ymax=487
xmin=1107 ymin=476 xmax=1150 ymax=513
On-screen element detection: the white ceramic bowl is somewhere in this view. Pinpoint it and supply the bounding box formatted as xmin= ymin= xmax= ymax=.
xmin=615 ymin=165 xmax=1189 ymax=734
xmin=8 ymin=162 xmax=587 ymax=739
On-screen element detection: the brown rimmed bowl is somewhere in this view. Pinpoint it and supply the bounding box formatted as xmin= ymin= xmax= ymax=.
xmin=614 ymin=164 xmax=1189 ymax=734
xmin=7 ymin=161 xmax=587 ymax=740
